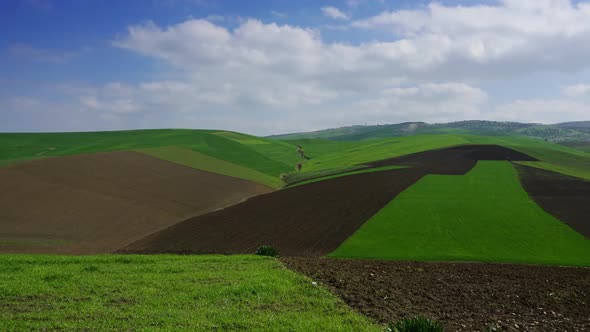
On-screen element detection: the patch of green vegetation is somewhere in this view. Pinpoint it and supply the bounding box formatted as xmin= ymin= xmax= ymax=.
xmin=0 ymin=129 xmax=299 ymax=177
xmin=560 ymin=141 xmax=590 ymax=153
xmin=331 ymin=161 xmax=590 ymax=266
xmin=283 ymin=165 xmax=365 ymax=185
xmin=0 ymin=255 xmax=379 ymax=331
xmin=463 ymin=135 xmax=590 ymax=180
xmin=138 ymin=146 xmax=282 ymax=188
xmin=292 ymin=135 xmax=470 ymax=172
xmin=389 ymin=316 xmax=444 ymax=332
xmin=288 ymin=166 xmax=405 ymax=188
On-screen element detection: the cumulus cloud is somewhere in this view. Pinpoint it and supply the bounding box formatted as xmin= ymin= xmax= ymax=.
xmin=352 ymin=0 xmax=590 ymax=77
xmin=494 ymin=99 xmax=589 ymax=124
xmin=321 ymin=6 xmax=349 ymax=20
xmin=6 ymin=1 xmax=590 ymax=134
xmin=563 ymin=84 xmax=590 ymax=98
xmin=494 ymin=82 xmax=590 ymax=123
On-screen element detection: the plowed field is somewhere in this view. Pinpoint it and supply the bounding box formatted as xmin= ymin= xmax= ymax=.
xmin=122 ymin=145 xmax=536 ymax=256
xmin=516 ymin=164 xmax=590 ymax=238
xmin=0 ymin=151 xmax=271 ymax=254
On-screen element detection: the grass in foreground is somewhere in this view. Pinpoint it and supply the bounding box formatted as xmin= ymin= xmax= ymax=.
xmin=331 ymin=161 xmax=590 ymax=266
xmin=0 ymin=255 xmax=379 ymax=331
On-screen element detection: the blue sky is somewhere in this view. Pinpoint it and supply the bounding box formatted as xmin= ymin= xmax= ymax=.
xmin=1 ymin=0 xmax=590 ymax=134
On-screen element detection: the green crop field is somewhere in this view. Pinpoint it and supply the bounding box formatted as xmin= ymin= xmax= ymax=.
xmin=0 ymin=129 xmax=301 ymax=184
xmin=463 ymin=135 xmax=590 ymax=181
xmin=0 ymin=255 xmax=379 ymax=331
xmin=138 ymin=146 xmax=283 ymax=188
xmin=292 ymin=135 xmax=470 ymax=172
xmin=290 ymin=134 xmax=590 ymax=181
xmin=288 ymin=165 xmax=405 ymax=187
xmin=331 ymin=161 xmax=590 ymax=266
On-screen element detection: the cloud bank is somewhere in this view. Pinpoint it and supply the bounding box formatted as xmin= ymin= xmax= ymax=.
xmin=4 ymin=0 xmax=590 ymax=134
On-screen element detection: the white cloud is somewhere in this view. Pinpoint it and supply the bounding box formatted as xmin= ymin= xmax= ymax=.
xmin=6 ymin=1 xmax=590 ymax=134
xmin=563 ymin=84 xmax=590 ymax=98
xmin=494 ymin=99 xmax=590 ymax=124
xmin=321 ymin=6 xmax=349 ymax=20
xmin=352 ymin=0 xmax=590 ymax=77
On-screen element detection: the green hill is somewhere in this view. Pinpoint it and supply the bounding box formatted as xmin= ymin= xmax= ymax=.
xmin=270 ymin=120 xmax=590 ymax=142
xmin=0 ymin=129 xmax=301 ymax=187
xmin=288 ymin=134 xmax=590 ymax=181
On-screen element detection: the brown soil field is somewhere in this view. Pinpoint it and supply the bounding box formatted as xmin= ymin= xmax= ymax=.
xmin=120 ymin=167 xmax=427 ymax=256
xmin=283 ymin=257 xmax=590 ymax=331
xmin=122 ymin=144 xmax=536 ymax=256
xmin=515 ymin=164 xmax=590 ymax=238
xmin=369 ymin=144 xmax=538 ymax=175
xmin=0 ymin=151 xmax=271 ymax=254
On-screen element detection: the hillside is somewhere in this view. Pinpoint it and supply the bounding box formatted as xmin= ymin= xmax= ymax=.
xmin=0 ymin=129 xmax=302 ymax=188
xmin=269 ymin=120 xmax=590 ymax=142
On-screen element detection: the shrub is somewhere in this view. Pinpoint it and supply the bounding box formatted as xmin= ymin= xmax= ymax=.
xmin=255 ymin=245 xmax=278 ymax=257
xmin=388 ymin=316 xmax=444 ymax=332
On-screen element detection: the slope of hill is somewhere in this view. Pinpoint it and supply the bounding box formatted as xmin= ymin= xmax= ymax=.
xmin=287 ymin=134 xmax=590 ymax=181
xmin=0 ymin=151 xmax=271 ymax=254
xmin=270 ymin=120 xmax=590 ymax=142
xmin=0 ymin=129 xmax=302 ymax=186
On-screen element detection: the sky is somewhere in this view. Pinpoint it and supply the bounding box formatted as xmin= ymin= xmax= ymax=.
xmin=1 ymin=0 xmax=590 ymax=135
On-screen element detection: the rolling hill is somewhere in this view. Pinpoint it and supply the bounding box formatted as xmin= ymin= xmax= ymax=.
xmin=269 ymin=120 xmax=590 ymax=142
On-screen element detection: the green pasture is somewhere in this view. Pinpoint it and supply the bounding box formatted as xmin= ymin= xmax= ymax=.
xmin=0 ymin=129 xmax=299 ymax=178
xmin=138 ymin=146 xmax=282 ymax=188
xmin=331 ymin=161 xmax=590 ymax=266
xmin=0 ymin=255 xmax=379 ymax=331
xmin=288 ymin=165 xmax=405 ymax=188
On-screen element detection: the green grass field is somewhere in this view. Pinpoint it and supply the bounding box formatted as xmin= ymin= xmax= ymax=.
xmin=138 ymin=146 xmax=283 ymax=188
xmin=288 ymin=165 xmax=405 ymax=187
xmin=463 ymin=135 xmax=590 ymax=180
xmin=292 ymin=135 xmax=470 ymax=172
xmin=0 ymin=129 xmax=299 ymax=179
xmin=290 ymin=134 xmax=590 ymax=181
xmin=331 ymin=161 xmax=590 ymax=266
xmin=0 ymin=255 xmax=379 ymax=331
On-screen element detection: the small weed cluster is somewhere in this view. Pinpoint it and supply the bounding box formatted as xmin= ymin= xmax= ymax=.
xmin=388 ymin=316 xmax=444 ymax=332
xmin=255 ymin=245 xmax=278 ymax=257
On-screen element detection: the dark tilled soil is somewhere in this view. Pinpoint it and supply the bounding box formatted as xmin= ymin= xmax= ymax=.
xmin=122 ymin=144 xmax=537 ymax=256
xmin=369 ymin=144 xmax=537 ymax=175
xmin=282 ymin=257 xmax=590 ymax=331
xmin=120 ymin=167 xmax=427 ymax=256
xmin=0 ymin=151 xmax=271 ymax=254
xmin=515 ymin=164 xmax=590 ymax=238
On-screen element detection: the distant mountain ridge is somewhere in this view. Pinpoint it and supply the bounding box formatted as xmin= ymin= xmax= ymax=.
xmin=268 ymin=120 xmax=590 ymax=142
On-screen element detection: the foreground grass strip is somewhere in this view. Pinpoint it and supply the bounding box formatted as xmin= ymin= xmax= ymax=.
xmin=289 ymin=165 xmax=405 ymax=188
xmin=138 ymin=146 xmax=282 ymax=188
xmin=0 ymin=255 xmax=379 ymax=331
xmin=331 ymin=161 xmax=590 ymax=266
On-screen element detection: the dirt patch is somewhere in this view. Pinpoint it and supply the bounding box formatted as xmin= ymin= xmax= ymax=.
xmin=282 ymin=257 xmax=590 ymax=331
xmin=120 ymin=167 xmax=427 ymax=256
xmin=0 ymin=151 xmax=271 ymax=254
xmin=515 ymin=164 xmax=590 ymax=238
xmin=122 ymin=145 xmax=536 ymax=256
